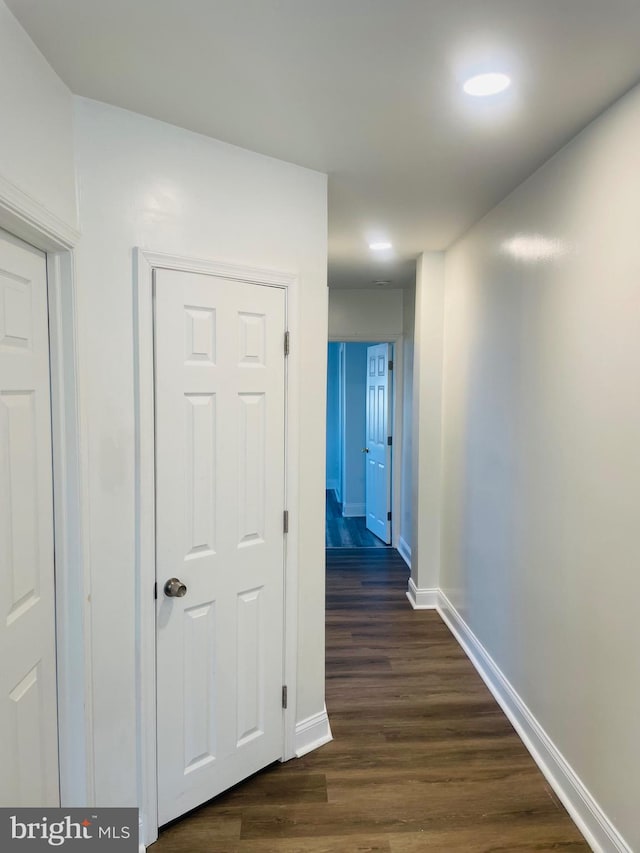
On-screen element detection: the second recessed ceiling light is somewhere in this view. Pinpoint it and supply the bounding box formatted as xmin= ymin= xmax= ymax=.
xmin=463 ymin=72 xmax=511 ymax=97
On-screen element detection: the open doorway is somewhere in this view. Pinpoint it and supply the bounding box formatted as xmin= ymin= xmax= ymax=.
xmin=326 ymin=341 xmax=394 ymax=548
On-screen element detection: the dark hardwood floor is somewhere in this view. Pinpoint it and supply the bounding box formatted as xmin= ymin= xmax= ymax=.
xmin=153 ymin=548 xmax=589 ymax=853
xmin=325 ymin=489 xmax=389 ymax=548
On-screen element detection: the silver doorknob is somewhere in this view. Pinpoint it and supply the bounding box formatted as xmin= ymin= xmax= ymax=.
xmin=362 ymin=447 xmax=369 ymax=453
xmin=164 ymin=578 xmax=187 ymax=598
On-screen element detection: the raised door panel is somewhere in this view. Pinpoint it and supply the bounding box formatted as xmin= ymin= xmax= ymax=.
xmin=184 ymin=393 xmax=217 ymax=559
xmin=376 ymin=385 xmax=385 ymax=444
xmin=1 ymin=392 xmax=39 ymax=623
xmin=236 ymin=587 xmax=264 ymax=747
xmin=237 ymin=393 xmax=266 ymax=547
xmin=184 ymin=306 xmax=216 ymax=365
xmin=183 ymin=602 xmax=217 ymax=774
xmin=238 ymin=312 xmax=266 ymax=367
xmin=0 ymin=269 xmax=32 ymax=352
xmin=8 ymin=665 xmax=47 ymax=806
xmin=367 ymin=385 xmax=376 ymax=444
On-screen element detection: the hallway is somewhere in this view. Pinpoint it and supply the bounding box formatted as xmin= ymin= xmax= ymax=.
xmin=153 ymin=548 xmax=587 ymax=852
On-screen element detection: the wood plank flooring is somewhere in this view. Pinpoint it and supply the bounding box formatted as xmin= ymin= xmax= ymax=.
xmin=325 ymin=490 xmax=389 ymax=548
xmin=153 ymin=548 xmax=589 ymax=853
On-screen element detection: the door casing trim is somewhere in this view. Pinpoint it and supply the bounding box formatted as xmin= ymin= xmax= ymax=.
xmin=134 ymin=249 xmax=299 ymax=848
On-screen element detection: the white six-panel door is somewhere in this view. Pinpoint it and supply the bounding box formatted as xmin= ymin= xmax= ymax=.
xmin=0 ymin=228 xmax=59 ymax=807
xmin=365 ymin=343 xmax=392 ymax=544
xmin=154 ymin=268 xmax=286 ymax=826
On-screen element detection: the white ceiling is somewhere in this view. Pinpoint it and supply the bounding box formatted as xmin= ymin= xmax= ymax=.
xmin=8 ymin=0 xmax=640 ymax=288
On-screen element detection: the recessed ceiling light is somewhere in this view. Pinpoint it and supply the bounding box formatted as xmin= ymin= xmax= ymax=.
xmin=463 ymin=72 xmax=511 ymax=97
xmin=373 ymin=280 xmax=392 ymax=286
xmin=369 ymin=241 xmax=392 ymax=251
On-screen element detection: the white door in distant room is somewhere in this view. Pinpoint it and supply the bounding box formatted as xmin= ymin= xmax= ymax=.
xmin=0 ymin=228 xmax=59 ymax=807
xmin=154 ymin=268 xmax=287 ymax=826
xmin=365 ymin=343 xmax=392 ymax=544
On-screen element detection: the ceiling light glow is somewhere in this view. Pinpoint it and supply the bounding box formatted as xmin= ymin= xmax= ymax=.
xmin=369 ymin=241 xmax=392 ymax=251
xmin=463 ymin=72 xmax=511 ymax=97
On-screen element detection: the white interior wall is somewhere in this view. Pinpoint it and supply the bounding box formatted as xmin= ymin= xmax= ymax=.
xmin=0 ymin=1 xmax=77 ymax=232
xmin=441 ymin=82 xmax=640 ymax=852
xmin=72 ymin=98 xmax=328 ymax=806
xmin=410 ymin=255 xmax=445 ymax=596
xmin=399 ymin=286 xmax=415 ymax=562
xmin=328 ymin=288 xmax=403 ymax=340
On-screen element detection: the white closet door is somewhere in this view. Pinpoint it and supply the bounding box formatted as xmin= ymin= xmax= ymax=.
xmin=0 ymin=228 xmax=59 ymax=807
xmin=154 ymin=268 xmax=286 ymax=826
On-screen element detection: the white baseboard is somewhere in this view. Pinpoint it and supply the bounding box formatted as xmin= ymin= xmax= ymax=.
xmin=342 ymin=502 xmax=365 ymax=518
xmin=436 ymin=590 xmax=632 ymax=853
xmin=397 ymin=537 xmax=411 ymax=568
xmin=405 ymin=577 xmax=438 ymax=609
xmin=294 ymin=705 xmax=333 ymax=758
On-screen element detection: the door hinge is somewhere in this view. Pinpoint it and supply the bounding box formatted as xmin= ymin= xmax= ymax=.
xmin=284 ymin=330 xmax=290 ymax=357
xmin=388 ymin=359 xmax=393 ymax=371
xmin=154 ymin=582 xmax=158 ymax=600
xmin=283 ymin=510 xmax=289 ymax=534
xmin=387 ymin=435 xmax=392 ymax=446
xmin=387 ymin=511 xmax=392 ymax=521
xmin=282 ymin=685 xmax=288 ymax=709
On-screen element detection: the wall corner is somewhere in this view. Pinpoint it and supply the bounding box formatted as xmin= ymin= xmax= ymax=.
xmin=410 ymin=252 xmax=445 ymax=596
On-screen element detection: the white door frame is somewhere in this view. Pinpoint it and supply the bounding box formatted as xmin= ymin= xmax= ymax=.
xmin=328 ymin=333 xmax=404 ymax=549
xmin=134 ymin=250 xmax=299 ymax=848
xmin=0 ymin=181 xmax=94 ymax=806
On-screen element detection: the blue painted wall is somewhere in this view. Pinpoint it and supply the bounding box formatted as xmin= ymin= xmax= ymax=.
xmin=340 ymin=343 xmax=369 ymax=515
xmin=327 ymin=342 xmax=376 ymax=516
